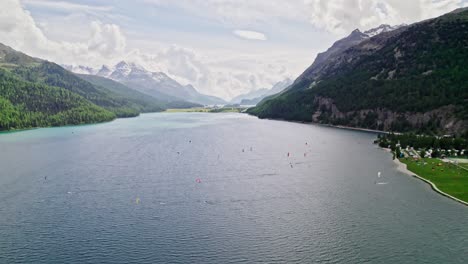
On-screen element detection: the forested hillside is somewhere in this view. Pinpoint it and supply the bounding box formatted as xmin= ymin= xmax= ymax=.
xmin=0 ymin=43 xmax=173 ymax=131
xmin=76 ymin=74 xmax=164 ymax=113
xmin=0 ymin=69 xmax=114 ymax=131
xmin=12 ymin=61 xmax=146 ymax=118
xmin=249 ymin=9 xmax=468 ymax=135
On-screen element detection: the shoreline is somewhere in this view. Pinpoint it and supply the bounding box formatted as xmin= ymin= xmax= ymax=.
xmin=0 ymin=119 xmax=116 ymax=135
xmin=0 ymin=110 xmax=168 ymax=135
xmin=0 ymin=127 xmax=39 ymax=134
xmin=250 ymin=115 xmax=467 ymax=206
xmin=246 ymin=113 xmax=397 ymax=135
xmin=390 ymin=152 xmax=468 ymax=206
xmin=325 ymin=124 xmax=392 ymax=134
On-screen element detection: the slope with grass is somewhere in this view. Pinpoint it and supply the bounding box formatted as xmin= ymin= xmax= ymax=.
xmin=400 ymin=158 xmax=468 ymax=203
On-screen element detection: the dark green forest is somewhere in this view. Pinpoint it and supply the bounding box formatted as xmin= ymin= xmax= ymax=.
xmin=0 ymin=69 xmax=115 ymax=131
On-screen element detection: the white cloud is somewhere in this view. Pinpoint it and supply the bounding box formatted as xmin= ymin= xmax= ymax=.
xmin=143 ymin=0 xmax=466 ymax=35
xmin=5 ymin=0 xmax=467 ymax=100
xmin=304 ymin=0 xmax=467 ymax=35
xmin=1 ymin=0 xmax=296 ymax=100
xmin=88 ymin=21 xmax=127 ymax=57
xmin=233 ymin=30 xmax=267 ymax=40
xmin=0 ymin=0 xmax=127 ymax=65
xmin=21 ymin=0 xmax=112 ymax=12
xmin=125 ymin=46 xmax=293 ymax=99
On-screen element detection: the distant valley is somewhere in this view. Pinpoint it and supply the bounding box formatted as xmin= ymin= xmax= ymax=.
xmin=230 ymin=78 xmax=292 ymax=105
xmin=2 ymin=8 xmax=467 ymax=135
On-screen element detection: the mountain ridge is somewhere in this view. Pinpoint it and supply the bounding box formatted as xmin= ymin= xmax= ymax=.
xmin=249 ymin=11 xmax=468 ymax=135
xmin=65 ymin=62 xmax=226 ymax=105
xmin=295 ymin=24 xmax=405 ymax=85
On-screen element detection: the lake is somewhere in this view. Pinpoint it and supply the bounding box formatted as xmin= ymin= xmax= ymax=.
xmin=0 ymin=113 xmax=467 ymax=263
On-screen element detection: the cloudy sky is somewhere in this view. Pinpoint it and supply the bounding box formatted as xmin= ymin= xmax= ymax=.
xmin=1 ymin=0 xmax=467 ymax=99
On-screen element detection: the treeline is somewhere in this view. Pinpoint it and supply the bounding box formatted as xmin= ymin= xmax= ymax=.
xmin=0 ymin=69 xmax=115 ymax=131
xmin=377 ymin=133 xmax=468 ymax=157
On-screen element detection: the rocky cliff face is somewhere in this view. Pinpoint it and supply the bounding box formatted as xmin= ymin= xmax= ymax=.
xmin=312 ymin=97 xmax=467 ymax=134
xmin=295 ymin=24 xmax=404 ymax=85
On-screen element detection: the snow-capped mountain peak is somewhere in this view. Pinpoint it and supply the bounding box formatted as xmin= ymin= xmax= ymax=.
xmin=151 ymin=72 xmax=169 ymax=82
xmin=364 ymin=24 xmax=405 ymax=37
xmin=64 ymin=61 xmax=226 ymax=105
xmin=112 ymin=61 xmax=132 ymax=77
xmin=295 ymin=23 xmax=405 ymax=84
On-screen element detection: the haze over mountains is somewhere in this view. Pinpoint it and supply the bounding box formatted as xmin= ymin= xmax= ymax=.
xmin=249 ymin=9 xmax=468 ymax=135
xmin=65 ymin=62 xmax=226 ymax=106
xmin=230 ymin=78 xmax=293 ymax=105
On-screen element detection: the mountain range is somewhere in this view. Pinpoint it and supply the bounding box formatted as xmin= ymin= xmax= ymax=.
xmin=65 ymin=62 xmax=226 ymax=106
xmin=249 ymin=9 xmax=468 ymax=135
xmin=230 ymin=78 xmax=293 ymax=105
xmin=0 ymin=40 xmax=283 ymax=131
xmin=3 ymin=8 xmax=468 ymax=134
xmin=0 ymin=43 xmax=128 ymax=130
xmin=0 ymin=42 xmax=204 ymax=130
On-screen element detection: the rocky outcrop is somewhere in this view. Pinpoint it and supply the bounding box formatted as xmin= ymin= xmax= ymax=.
xmin=312 ymin=97 xmax=467 ymax=134
xmin=295 ymin=25 xmax=405 ymax=85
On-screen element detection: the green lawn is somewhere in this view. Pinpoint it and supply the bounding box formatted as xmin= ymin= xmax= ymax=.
xmin=208 ymin=107 xmax=246 ymax=113
xmin=165 ymin=108 xmax=210 ymax=113
xmin=165 ymin=107 xmax=246 ymax=113
xmin=459 ymin=163 xmax=468 ymax=170
xmin=400 ymin=158 xmax=468 ymax=203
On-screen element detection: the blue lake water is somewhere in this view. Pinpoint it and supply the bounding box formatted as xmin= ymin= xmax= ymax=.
xmin=0 ymin=113 xmax=467 ymax=263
